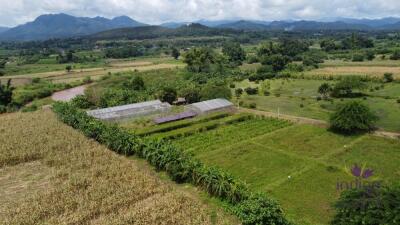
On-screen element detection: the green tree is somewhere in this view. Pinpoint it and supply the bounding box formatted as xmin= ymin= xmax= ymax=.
xmin=261 ymin=54 xmax=290 ymax=72
xmin=159 ymin=87 xmax=177 ymax=104
xmin=0 ymin=58 xmax=6 ymax=76
xmin=200 ymin=83 xmax=232 ymax=101
xmin=318 ymin=83 xmax=332 ymax=99
xmin=179 ymin=86 xmax=201 ymax=104
xmin=390 ymin=50 xmax=400 ymax=60
xmin=222 ymin=42 xmax=246 ymax=66
xmin=126 ymin=76 xmax=145 ymax=91
xmin=320 ymin=39 xmax=338 ymax=52
xmin=66 ymin=65 xmax=72 ymax=73
xmin=0 ymin=79 xmax=14 ymax=106
xmin=235 ymin=88 xmax=243 ymax=98
xmin=184 ymin=47 xmax=216 ymax=73
xmin=171 ymin=48 xmax=180 ymax=60
xmin=384 ymin=73 xmax=394 ymax=83
xmin=332 ymin=77 xmax=366 ymax=98
xmin=332 ymin=184 xmax=400 ymax=225
xmin=330 ymin=101 xmax=378 ymax=133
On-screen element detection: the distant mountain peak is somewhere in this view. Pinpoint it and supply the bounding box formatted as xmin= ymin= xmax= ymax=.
xmin=0 ymin=13 xmax=147 ymax=41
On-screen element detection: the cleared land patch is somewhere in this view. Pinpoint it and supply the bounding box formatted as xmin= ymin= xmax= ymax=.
xmin=0 ymin=110 xmax=235 ymax=225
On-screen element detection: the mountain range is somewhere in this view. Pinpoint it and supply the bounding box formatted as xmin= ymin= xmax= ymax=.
xmin=0 ymin=27 xmax=9 ymax=33
xmin=0 ymin=13 xmax=146 ymax=41
xmin=2 ymin=14 xmax=400 ymax=41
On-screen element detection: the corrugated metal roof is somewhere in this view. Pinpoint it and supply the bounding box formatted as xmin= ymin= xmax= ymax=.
xmin=154 ymin=111 xmax=197 ymax=124
xmin=88 ymin=100 xmax=162 ymax=116
xmin=87 ymin=100 xmax=171 ymax=120
xmin=189 ymin=98 xmax=233 ymax=112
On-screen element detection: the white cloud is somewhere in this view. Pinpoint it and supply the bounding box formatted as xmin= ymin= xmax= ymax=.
xmin=0 ymin=0 xmax=400 ymax=27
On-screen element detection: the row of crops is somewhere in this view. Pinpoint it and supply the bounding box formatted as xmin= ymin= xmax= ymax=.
xmin=127 ymin=112 xmax=293 ymax=156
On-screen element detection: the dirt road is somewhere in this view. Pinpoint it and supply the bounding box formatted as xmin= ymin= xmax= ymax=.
xmin=51 ymin=85 xmax=86 ymax=102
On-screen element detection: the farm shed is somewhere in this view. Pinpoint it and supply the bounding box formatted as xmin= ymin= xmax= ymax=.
xmin=87 ymin=100 xmax=171 ymax=121
xmin=184 ymin=98 xmax=235 ymax=115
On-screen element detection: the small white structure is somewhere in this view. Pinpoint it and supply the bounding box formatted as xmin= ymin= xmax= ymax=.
xmin=184 ymin=98 xmax=235 ymax=115
xmin=87 ymin=100 xmax=171 ymax=121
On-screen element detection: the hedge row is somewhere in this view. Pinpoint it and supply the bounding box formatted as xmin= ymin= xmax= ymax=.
xmin=52 ymin=102 xmax=291 ymax=225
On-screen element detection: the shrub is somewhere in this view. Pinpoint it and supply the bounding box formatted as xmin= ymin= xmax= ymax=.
xmin=300 ymin=104 xmax=304 ymax=108
xmin=249 ymin=103 xmax=257 ymax=109
xmin=383 ymin=73 xmax=394 ymax=83
xmin=234 ymin=193 xmax=291 ymax=225
xmin=245 ymin=87 xmax=258 ymax=95
xmin=235 ymin=88 xmax=244 ymax=98
xmin=397 ymin=99 xmax=400 ymax=104
xmin=83 ymin=76 xmax=92 ymax=84
xmin=330 ymin=101 xmax=378 ymax=133
xmin=352 ymin=54 xmax=364 ymax=62
xmin=180 ymin=87 xmax=201 ymax=104
xmin=159 ymin=87 xmax=177 ymax=104
xmin=200 ymin=83 xmax=232 ymax=101
xmin=331 ymin=184 xmax=400 ymax=225
xmin=71 ymin=95 xmax=92 ymax=109
xmin=230 ymin=83 xmax=236 ymax=88
xmin=390 ymin=50 xmax=400 ymax=60
xmin=263 ymin=90 xmax=270 ymax=96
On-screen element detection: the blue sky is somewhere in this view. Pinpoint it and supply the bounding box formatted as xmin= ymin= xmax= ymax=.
xmin=1 ymin=0 xmax=400 ymax=27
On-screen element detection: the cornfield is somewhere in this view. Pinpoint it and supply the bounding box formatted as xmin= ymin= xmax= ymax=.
xmin=0 ymin=110 xmax=236 ymax=225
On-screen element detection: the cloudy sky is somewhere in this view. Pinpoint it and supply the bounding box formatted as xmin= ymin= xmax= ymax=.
xmin=1 ymin=0 xmax=400 ymax=27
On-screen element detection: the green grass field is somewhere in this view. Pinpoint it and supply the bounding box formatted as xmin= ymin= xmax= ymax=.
xmin=235 ymin=79 xmax=400 ymax=132
xmin=124 ymin=115 xmax=400 ymax=225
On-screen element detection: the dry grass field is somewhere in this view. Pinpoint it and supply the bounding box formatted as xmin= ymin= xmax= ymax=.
xmin=0 ymin=61 xmax=185 ymax=86
xmin=305 ymin=66 xmax=400 ymax=79
xmin=0 ymin=110 xmax=235 ymax=225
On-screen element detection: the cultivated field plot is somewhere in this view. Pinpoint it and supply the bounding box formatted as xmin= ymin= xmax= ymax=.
xmin=0 ymin=110 xmax=235 ymax=225
xmin=122 ymin=113 xmax=400 ymax=225
xmin=235 ymin=79 xmax=400 ymax=132
xmin=305 ymin=66 xmax=400 ymax=79
xmin=0 ymin=58 xmax=185 ymax=86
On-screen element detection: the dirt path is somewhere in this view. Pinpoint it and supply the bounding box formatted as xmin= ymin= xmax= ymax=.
xmin=51 ymin=85 xmax=86 ymax=102
xmin=239 ymin=107 xmax=400 ymax=139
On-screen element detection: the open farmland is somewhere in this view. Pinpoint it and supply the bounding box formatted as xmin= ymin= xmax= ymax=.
xmin=120 ymin=113 xmax=400 ymax=225
xmin=0 ymin=57 xmax=184 ymax=86
xmin=235 ymin=79 xmax=400 ymax=132
xmin=0 ymin=110 xmax=236 ymax=225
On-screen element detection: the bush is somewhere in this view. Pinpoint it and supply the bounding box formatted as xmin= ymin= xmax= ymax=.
xmin=390 ymin=50 xmax=400 ymax=60
xmin=331 ymin=184 xmax=400 ymax=225
xmin=82 ymin=76 xmax=92 ymax=84
xmin=249 ymin=103 xmax=257 ymax=109
xmin=235 ymin=88 xmax=244 ymax=98
xmin=384 ymin=73 xmax=394 ymax=83
xmin=397 ymin=99 xmax=400 ymax=104
xmin=330 ymin=101 xmax=378 ymax=133
xmin=200 ymin=83 xmax=232 ymax=101
xmin=52 ymin=102 xmax=290 ymax=225
xmin=180 ymin=87 xmax=201 ymax=104
xmin=71 ymin=95 xmax=92 ymax=109
xmin=159 ymin=87 xmax=177 ymax=104
xmin=229 ymin=83 xmax=236 ymax=88
xmin=352 ymin=54 xmax=365 ymax=62
xmin=245 ymin=87 xmax=258 ymax=95
xmin=234 ymin=193 xmax=291 ymax=225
